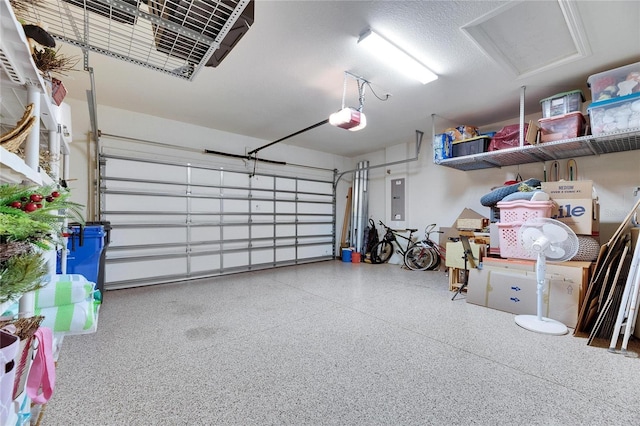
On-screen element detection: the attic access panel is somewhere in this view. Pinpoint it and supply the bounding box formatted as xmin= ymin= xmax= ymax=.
xmin=21 ymin=0 xmax=253 ymax=80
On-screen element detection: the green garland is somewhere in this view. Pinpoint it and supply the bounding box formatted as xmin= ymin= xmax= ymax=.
xmin=0 ymin=184 xmax=83 ymax=245
xmin=0 ymin=251 xmax=47 ymax=304
xmin=0 ymin=183 xmax=84 ymax=304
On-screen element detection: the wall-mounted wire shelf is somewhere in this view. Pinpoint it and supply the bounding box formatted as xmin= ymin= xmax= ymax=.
xmin=437 ymin=128 xmax=640 ymax=171
xmin=20 ymin=0 xmax=253 ymax=80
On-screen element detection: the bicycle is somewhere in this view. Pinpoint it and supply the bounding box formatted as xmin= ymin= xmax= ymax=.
xmin=403 ymin=224 xmax=444 ymax=271
xmin=370 ymin=221 xmax=421 ymax=268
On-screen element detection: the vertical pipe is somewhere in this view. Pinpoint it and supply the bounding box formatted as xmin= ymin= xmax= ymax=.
xmin=220 ymin=170 xmax=225 ymax=271
xmin=20 ymin=86 xmax=41 ymax=316
xmin=248 ymin=174 xmax=253 ymax=269
xmin=358 ymin=161 xmax=364 ymax=251
xmin=25 ymin=86 xmax=40 ymax=171
xmin=59 ymin=153 xmax=70 ymax=273
xmin=351 ymin=161 xmax=369 ymax=254
xmin=48 ymin=129 xmax=60 ymax=182
xmin=186 ymin=164 xmax=192 ymax=276
xmin=350 ymin=162 xmax=360 ymax=249
xmin=519 ymin=86 xmax=526 ymax=147
xmin=361 ymin=161 xmax=369 ymax=253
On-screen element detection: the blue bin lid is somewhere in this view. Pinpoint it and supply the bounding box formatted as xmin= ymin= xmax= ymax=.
xmin=70 ymin=225 xmax=105 ymax=237
xmin=587 ymin=91 xmax=640 ymax=111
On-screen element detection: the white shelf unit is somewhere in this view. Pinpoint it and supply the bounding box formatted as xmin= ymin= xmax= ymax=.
xmin=0 ymin=3 xmax=60 ymax=417
xmin=0 ymin=0 xmax=63 ymax=185
xmin=437 ymin=128 xmax=640 ymax=171
xmin=2 ymin=0 xmax=73 ymax=306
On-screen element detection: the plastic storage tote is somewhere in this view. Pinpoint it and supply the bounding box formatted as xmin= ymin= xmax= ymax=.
xmin=540 ymin=90 xmax=584 ymax=118
xmin=451 ymin=136 xmax=491 ymax=157
xmin=538 ymin=111 xmax=586 ymax=142
xmin=587 ymin=92 xmax=640 ymax=136
xmin=587 ymin=61 xmax=640 ymax=102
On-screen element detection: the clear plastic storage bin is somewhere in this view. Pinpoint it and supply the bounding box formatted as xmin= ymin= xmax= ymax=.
xmin=587 ymin=62 xmax=640 ymax=102
xmin=538 ymin=112 xmax=586 ymax=142
xmin=587 ymin=92 xmax=640 ymax=136
xmin=540 ymin=90 xmax=584 ymax=118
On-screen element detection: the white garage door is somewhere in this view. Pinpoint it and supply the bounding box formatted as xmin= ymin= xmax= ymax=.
xmin=100 ymin=154 xmax=335 ymax=289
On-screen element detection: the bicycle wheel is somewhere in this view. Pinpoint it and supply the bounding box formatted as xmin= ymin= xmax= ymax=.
xmin=371 ymin=240 xmax=393 ymax=264
xmin=427 ymin=245 xmax=442 ymax=271
xmin=404 ymin=243 xmax=436 ymax=271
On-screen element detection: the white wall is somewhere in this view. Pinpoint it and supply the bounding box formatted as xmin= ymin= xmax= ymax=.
xmin=356 ymin=115 xmax=640 ymax=246
xmin=65 ymin=97 xmax=640 ymax=260
xmin=63 ymin=98 xmax=351 ymax=227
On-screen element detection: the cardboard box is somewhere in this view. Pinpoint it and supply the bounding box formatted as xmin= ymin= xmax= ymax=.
xmin=445 ymin=241 xmax=483 ymax=269
xmin=541 ymin=180 xmax=599 ymax=236
xmin=467 ymin=259 xmax=591 ymax=328
xmin=456 ymin=217 xmax=489 ymax=231
xmin=439 ymin=208 xmax=488 ymax=249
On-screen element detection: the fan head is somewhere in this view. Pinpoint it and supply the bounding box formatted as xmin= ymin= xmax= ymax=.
xmin=518 ymin=218 xmax=579 ymax=261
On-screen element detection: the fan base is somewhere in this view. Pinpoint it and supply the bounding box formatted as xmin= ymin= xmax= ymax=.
xmin=515 ymin=315 xmax=568 ymax=335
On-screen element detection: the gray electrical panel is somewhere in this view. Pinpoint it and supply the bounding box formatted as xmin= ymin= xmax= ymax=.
xmin=391 ymin=178 xmax=405 ymax=221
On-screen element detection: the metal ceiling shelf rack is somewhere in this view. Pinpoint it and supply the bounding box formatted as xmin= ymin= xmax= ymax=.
xmin=437 ymin=128 xmax=640 ymax=171
xmin=20 ymin=0 xmax=252 ymax=80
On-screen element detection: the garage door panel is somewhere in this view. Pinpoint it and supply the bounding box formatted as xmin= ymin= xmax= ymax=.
xmin=100 ymin=154 xmax=335 ymax=289
xmin=190 ymin=226 xmax=221 ymax=242
xmin=110 ymin=227 xmax=187 ymax=246
xmin=105 ymin=193 xmax=187 ymax=212
xmin=190 ymin=254 xmax=221 ymax=272
xmin=299 ymin=244 xmax=333 ymax=259
xmin=106 ymin=257 xmax=186 ymax=283
xmin=191 ymin=169 xmax=222 ymax=186
xmin=251 ymin=225 xmax=274 ymax=239
xmin=298 ymin=202 xmax=333 ymax=214
xmin=222 ymin=199 xmax=249 ymax=212
xmin=106 ymin=159 xmax=186 ymax=182
xmin=190 ymin=197 xmax=221 ymax=212
xmin=251 ymin=248 xmax=275 ymax=265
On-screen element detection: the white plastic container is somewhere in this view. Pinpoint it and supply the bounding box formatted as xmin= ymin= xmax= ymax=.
xmin=587 ymin=61 xmax=640 ymax=102
xmin=587 ymin=92 xmax=640 ymax=136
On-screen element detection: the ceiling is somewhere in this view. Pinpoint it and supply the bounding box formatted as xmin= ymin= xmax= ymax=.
xmin=53 ymin=0 xmax=640 ymax=158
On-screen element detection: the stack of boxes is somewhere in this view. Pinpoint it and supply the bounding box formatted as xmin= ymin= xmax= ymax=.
xmin=433 ymin=61 xmax=639 ymax=163
xmin=536 ymin=61 xmax=640 ymax=142
xmin=470 ymin=196 xmax=596 ymax=327
xmin=587 ymin=62 xmax=640 ymax=136
xmin=540 ymin=180 xmax=599 ymax=239
xmin=537 ymin=90 xmax=586 ymax=142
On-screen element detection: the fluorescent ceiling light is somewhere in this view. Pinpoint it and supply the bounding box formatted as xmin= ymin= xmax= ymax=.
xmin=358 ymin=29 xmax=438 ymax=85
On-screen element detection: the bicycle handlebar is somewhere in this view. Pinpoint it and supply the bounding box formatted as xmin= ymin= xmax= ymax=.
xmin=378 ymin=221 xmax=417 ymax=234
xmin=425 ymin=223 xmax=443 ymax=235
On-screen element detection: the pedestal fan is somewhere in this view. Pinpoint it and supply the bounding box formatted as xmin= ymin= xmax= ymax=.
xmin=516 ymin=218 xmax=580 ymax=335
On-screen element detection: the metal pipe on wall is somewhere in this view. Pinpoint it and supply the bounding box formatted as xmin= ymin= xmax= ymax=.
xmin=350 ymin=160 xmax=369 ymax=253
xmin=334 ymin=130 xmax=424 ymax=187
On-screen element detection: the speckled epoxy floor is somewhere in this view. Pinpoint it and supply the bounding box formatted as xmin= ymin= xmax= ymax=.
xmin=43 ymin=261 xmax=640 ymax=425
